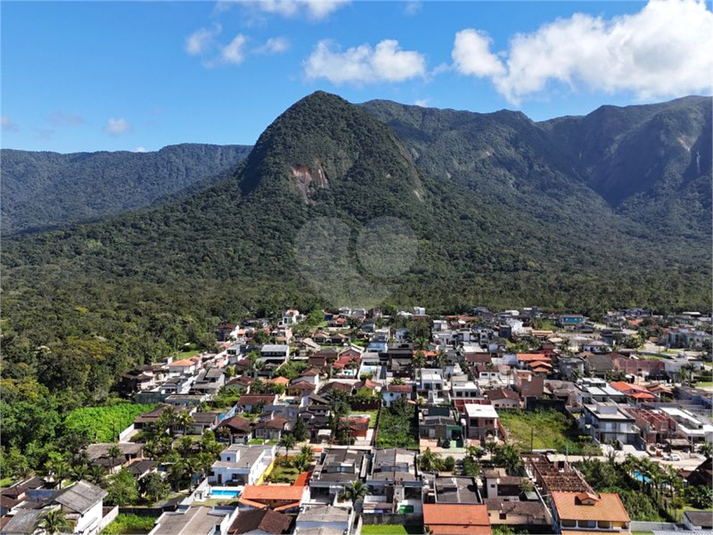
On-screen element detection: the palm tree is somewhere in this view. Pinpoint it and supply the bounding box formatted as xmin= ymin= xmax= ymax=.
xmin=278 ymin=433 xmax=296 ymax=458
xmin=413 ymin=350 xmax=426 ymax=380
xmin=39 ymin=508 xmax=73 ymax=535
xmin=414 ymin=337 xmax=429 ymax=351
xmin=698 ymin=441 xmax=713 ymax=458
xmin=519 ymin=478 xmax=534 ymax=495
xmin=483 ymin=440 xmax=498 ymax=456
xmin=107 ymin=445 xmax=122 ymax=471
xmin=87 ymin=465 xmax=108 ymax=487
xmin=435 ymin=350 xmax=447 ymax=371
xmin=493 ymin=443 xmax=523 ymax=475
xmin=419 ymin=448 xmax=441 ymax=473
xmin=338 ymin=480 xmax=370 ymax=507
xmin=175 ymin=412 xmax=195 ymax=435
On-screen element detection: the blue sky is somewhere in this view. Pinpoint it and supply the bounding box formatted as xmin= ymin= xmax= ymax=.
xmin=2 ymin=0 xmax=711 ymax=153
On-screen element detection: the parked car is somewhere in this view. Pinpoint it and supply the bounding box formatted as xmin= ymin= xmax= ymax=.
xmin=663 ymin=453 xmax=682 ymax=461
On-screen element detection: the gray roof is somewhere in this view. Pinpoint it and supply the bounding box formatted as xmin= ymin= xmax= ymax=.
xmin=152 ymin=506 xmax=230 ymax=535
xmin=1 ymin=509 xmax=45 ymax=535
xmin=685 ymin=511 xmax=713 ymax=528
xmin=296 ymin=529 xmax=344 ymax=535
xmin=54 ymin=481 xmax=107 ymax=514
xmin=86 ymin=443 xmax=143 ymax=461
xmin=297 ymin=505 xmax=349 ymax=523
xmin=434 ymin=476 xmax=481 ymax=504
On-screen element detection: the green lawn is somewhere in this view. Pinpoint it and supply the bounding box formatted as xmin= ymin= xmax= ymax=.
xmin=175 ymin=348 xmax=202 ymax=359
xmin=694 ymin=381 xmax=713 ymax=387
xmin=499 ymin=410 xmax=595 ymax=454
xmin=362 ymin=525 xmax=422 ymax=534
xmin=100 ymin=514 xmax=157 ymax=535
xmin=266 ymin=464 xmax=301 ymax=484
xmin=350 ymin=410 xmax=379 ymax=428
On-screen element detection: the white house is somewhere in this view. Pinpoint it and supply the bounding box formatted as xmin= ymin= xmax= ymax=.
xmin=294 ymin=505 xmax=354 ymax=535
xmin=420 ymin=369 xmax=445 ymax=392
xmin=209 ymin=444 xmax=276 ymax=486
xmin=259 ymin=344 xmax=290 ymax=364
xmin=382 ymin=384 xmax=413 ymax=407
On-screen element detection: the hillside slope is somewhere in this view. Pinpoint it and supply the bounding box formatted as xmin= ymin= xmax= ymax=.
xmin=1 ymin=143 xmax=252 ymax=234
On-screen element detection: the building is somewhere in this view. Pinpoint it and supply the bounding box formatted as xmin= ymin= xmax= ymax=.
xmin=150 ymin=506 xmax=238 ymax=535
xmin=419 ymin=406 xmax=462 ymax=442
xmin=382 ymin=384 xmax=413 ymax=407
xmin=549 ymin=491 xmax=630 ymax=534
xmin=260 ymin=345 xmax=290 ymax=364
xmin=485 ymin=388 xmax=520 ymax=410
xmin=209 ymin=444 xmax=275 ymax=486
xmin=463 ymin=403 xmax=500 ymax=441
xmin=365 ymin=448 xmax=422 ymax=514
xmin=293 ymin=505 xmax=354 ymax=535
xmin=579 ymin=403 xmax=637 ymax=445
xmin=238 ymin=485 xmax=304 ymax=512
xmin=227 ymin=508 xmax=292 ymax=535
xmin=309 ymin=448 xmax=369 ymax=500
xmin=485 ymin=499 xmax=548 ymax=527
xmin=422 ymin=503 xmax=492 ymax=535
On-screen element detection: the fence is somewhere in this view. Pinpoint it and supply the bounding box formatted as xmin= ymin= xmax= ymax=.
xmin=97 ymin=506 xmax=119 ymax=532
xmin=361 ymin=513 xmax=422 ymax=526
xmin=118 ymin=424 xmax=135 ymax=442
xmin=630 ymin=520 xmax=679 ymax=531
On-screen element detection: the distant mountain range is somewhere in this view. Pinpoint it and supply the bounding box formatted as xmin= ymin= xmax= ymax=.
xmin=1 ymin=144 xmax=251 ymax=234
xmin=2 ymin=93 xmax=711 ymax=352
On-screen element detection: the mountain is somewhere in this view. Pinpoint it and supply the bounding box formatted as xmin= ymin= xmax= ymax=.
xmin=1 ymin=143 xmax=252 ymax=234
xmin=2 ymin=91 xmax=711 ymax=408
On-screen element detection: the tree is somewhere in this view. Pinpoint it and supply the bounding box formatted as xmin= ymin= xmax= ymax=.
xmin=175 ymin=412 xmax=195 ymax=435
xmin=338 ymin=480 xmax=370 ymax=506
xmin=443 ymin=456 xmax=455 ymax=471
xmin=107 ymin=445 xmax=122 ymax=470
xmin=87 ymin=465 xmax=108 ymax=487
xmin=278 ymin=433 xmax=296 ymax=458
xmin=414 ymin=337 xmax=428 ymax=351
xmin=519 ymin=478 xmax=534 ymax=495
xmin=419 ymin=448 xmax=441 ymax=473
xmin=139 ymin=472 xmax=170 ymax=503
xmin=106 ymin=469 xmax=139 ymax=506
xmin=292 ymin=418 xmax=307 ymax=442
xmin=39 ymin=508 xmax=73 ymax=535
xmin=466 ymin=445 xmax=485 ymax=461
xmin=413 ymin=351 xmax=425 ymax=380
xmin=697 ymin=441 xmax=713 ymax=458
xmin=493 ymin=443 xmax=523 ymax=475
xmin=45 ymin=452 xmax=71 ymax=489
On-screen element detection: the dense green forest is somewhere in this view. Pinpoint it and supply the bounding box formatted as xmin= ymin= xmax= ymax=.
xmin=1 ymin=92 xmax=711 ymax=464
xmin=1 ymin=143 xmax=251 ymax=234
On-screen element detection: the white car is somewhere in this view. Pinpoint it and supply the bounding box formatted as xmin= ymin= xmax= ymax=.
xmin=663 ymin=453 xmax=681 ymax=461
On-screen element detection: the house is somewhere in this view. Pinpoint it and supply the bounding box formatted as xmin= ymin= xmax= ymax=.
xmin=625 ymin=408 xmax=677 ymax=446
xmin=549 ymin=491 xmax=630 ymax=534
xmin=228 ymin=508 xmax=292 ymax=535
xmin=579 ymin=403 xmax=637 ymax=445
xmin=612 ymin=356 xmax=665 ymax=379
xmin=584 ymin=354 xmax=615 ymax=378
xmin=167 ymin=357 xmax=200 ymax=375
xmin=260 ymin=345 xmax=290 ymax=364
xmin=431 ymin=476 xmax=482 ymax=503
xmin=341 ymin=415 xmax=370 ymax=440
xmin=310 ymin=448 xmax=369 ymax=500
xmin=125 ymin=459 xmax=158 ymax=480
xmin=150 ymin=506 xmax=238 ymax=535
xmin=483 ymin=468 xmax=525 ymax=498
xmin=420 ymin=369 xmax=446 ymax=393
xmin=253 ymin=416 xmax=291 ymax=441
xmin=209 ymin=444 xmax=275 ymax=486
xmin=558 ymin=357 xmax=585 ymax=381
xmin=575 ymin=378 xmax=627 ymax=405
xmin=422 ymin=503 xmax=492 ymax=535
xmin=365 ymin=448 xmax=422 ymax=515
xmin=3 ymin=481 xmax=111 ymax=535
xmin=683 ymin=510 xmax=713 ymax=531
xmin=293 ymin=506 xmax=354 ymax=535
xmin=236 ymin=395 xmax=278 ymax=413
xmin=685 ymin=457 xmax=712 ymax=488
xmin=0 ymin=477 xmax=45 ymax=517
xmin=216 ymin=415 xmax=254 ymax=444
xmin=419 ymin=406 xmax=462 ymax=442
xmin=238 ymin=485 xmax=304 ymax=512
xmin=557 ymin=315 xmax=586 ymax=329
xmin=463 ymin=403 xmax=500 ymax=441
xmin=319 ymin=381 xmax=354 ymax=397
xmin=192 ymin=367 xmax=226 ymax=395
xmin=382 ymin=382 xmax=413 ymax=407
xmin=86 ymin=443 xmax=143 ymax=473
xmin=658 ymin=407 xmax=713 ymax=445
xmin=485 ymin=499 xmax=548 ymax=527
xmin=452 ymin=379 xmax=481 ymax=400
xmin=188 ymin=411 xmax=221 ymax=434
xmin=218 ymin=323 xmax=241 ymax=341
xmin=485 ymin=388 xmax=520 ymax=410
xmin=609 ymin=382 xmax=657 ymax=403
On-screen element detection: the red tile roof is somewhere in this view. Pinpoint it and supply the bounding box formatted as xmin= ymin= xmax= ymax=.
xmin=423 ymin=504 xmax=492 ymax=535
xmin=551 ymin=492 xmax=630 ymax=523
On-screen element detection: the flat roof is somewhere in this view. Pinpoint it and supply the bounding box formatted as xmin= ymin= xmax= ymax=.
xmin=464 ymin=404 xmax=499 ymax=419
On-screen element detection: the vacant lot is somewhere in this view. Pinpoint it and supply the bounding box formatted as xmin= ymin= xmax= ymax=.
xmin=361 ymin=525 xmax=422 ymax=534
xmin=499 ymin=410 xmax=594 ymax=454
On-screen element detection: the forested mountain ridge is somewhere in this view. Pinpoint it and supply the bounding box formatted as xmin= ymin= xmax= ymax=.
xmin=1 ymin=143 xmax=252 ymax=234
xmin=2 ymin=90 xmax=711 ymax=463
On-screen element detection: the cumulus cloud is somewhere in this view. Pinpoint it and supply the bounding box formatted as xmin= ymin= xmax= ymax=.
xmin=134 ymin=147 xmax=148 ymax=153
xmin=453 ymin=0 xmax=713 ymax=103
xmin=1 ymin=115 xmax=19 ymax=132
xmin=185 ymin=25 xmax=222 ymax=56
xmin=46 ymin=112 xmax=84 ymax=127
xmin=414 ymin=98 xmax=430 ymax=107
xmin=217 ymin=0 xmax=349 ymax=20
xmin=220 ymin=34 xmax=249 ymax=64
xmin=304 ymin=39 xmax=427 ymax=85
xmin=255 ymin=36 xmax=290 ymax=55
xmin=452 ymin=29 xmax=505 ymax=78
xmin=106 ymin=118 xmax=131 ymax=136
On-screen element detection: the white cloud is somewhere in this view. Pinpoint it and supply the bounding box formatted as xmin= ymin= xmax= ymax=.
xmin=404 ymin=1 xmax=422 ymax=16
xmin=216 ymin=0 xmax=349 ymax=20
xmin=452 ymin=0 xmax=713 ymax=103
xmin=106 ymin=118 xmax=131 ymax=136
xmin=452 ymin=29 xmax=505 ymax=78
xmin=304 ymin=39 xmax=427 ymax=85
xmin=255 ymin=36 xmax=290 ymax=55
xmin=185 ymin=25 xmax=222 ymax=56
xmin=414 ymin=98 xmax=430 ymax=107
xmin=134 ymin=146 xmax=148 ymax=153
xmin=46 ymin=112 xmax=84 ymax=127
xmin=1 ymin=115 xmax=19 ymax=132
xmin=221 ymin=34 xmax=249 ymax=64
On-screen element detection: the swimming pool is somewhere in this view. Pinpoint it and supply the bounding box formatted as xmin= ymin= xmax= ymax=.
xmin=210 ymin=489 xmax=241 ymax=498
xmin=633 ymin=470 xmax=651 ymax=483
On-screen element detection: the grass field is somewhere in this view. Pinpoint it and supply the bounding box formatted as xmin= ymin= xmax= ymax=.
xmin=64 ymin=402 xmax=156 ymax=442
xmin=694 ymin=381 xmax=713 ymax=387
xmin=350 ymin=410 xmax=379 ymax=428
xmin=499 ymin=410 xmax=594 ymax=454
xmin=100 ymin=514 xmax=157 ymax=534
xmin=361 ymin=525 xmax=423 ymax=534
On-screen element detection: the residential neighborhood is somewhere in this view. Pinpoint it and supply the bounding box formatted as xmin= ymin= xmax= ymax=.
xmin=2 ymin=306 xmax=712 ymax=535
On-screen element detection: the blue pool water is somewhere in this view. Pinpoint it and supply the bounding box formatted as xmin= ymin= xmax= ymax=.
xmin=211 ymin=489 xmax=241 ymax=498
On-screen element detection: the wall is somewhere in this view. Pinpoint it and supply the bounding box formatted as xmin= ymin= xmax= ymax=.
xmin=96 ymin=506 xmax=119 ymax=533
xmin=118 ymin=424 xmax=136 ymax=442
xmin=629 ymin=520 xmax=679 ymax=531
xmin=361 ymin=513 xmax=422 ymax=525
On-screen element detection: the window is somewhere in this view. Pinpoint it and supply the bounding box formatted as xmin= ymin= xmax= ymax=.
xmin=499 ymin=513 xmax=507 ymax=520
xmin=597 ymin=521 xmax=612 ymax=529
xmin=561 ymin=520 xmax=576 ymax=528
xmin=579 ymin=520 xmax=596 ymax=528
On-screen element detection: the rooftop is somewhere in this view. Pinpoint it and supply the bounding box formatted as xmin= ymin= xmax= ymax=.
xmin=152 ymin=506 xmax=229 ymax=535
xmin=464 ymin=404 xmax=499 ymax=419
xmin=423 ymin=503 xmax=491 ymax=535
xmin=551 ymin=491 xmax=630 ymax=523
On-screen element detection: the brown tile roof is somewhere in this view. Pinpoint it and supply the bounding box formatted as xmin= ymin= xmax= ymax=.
xmin=218 ymin=415 xmax=252 ymax=432
xmin=387 ymin=384 xmax=412 ymax=393
xmin=236 ymin=395 xmax=276 ymax=406
xmin=486 ymin=388 xmax=519 ymax=401
xmin=423 ymin=504 xmax=491 ymax=535
xmin=240 ymin=485 xmax=304 ymax=502
xmin=229 ymin=508 xmax=292 ymax=534
xmin=551 ymin=492 xmax=630 ymax=523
